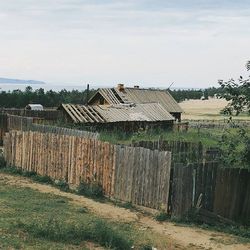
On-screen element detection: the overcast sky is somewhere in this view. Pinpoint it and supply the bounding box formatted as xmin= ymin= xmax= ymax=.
xmin=0 ymin=0 xmax=250 ymax=89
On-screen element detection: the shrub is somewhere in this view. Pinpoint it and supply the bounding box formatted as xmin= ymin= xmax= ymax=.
xmin=32 ymin=175 xmax=53 ymax=184
xmin=22 ymin=171 xmax=37 ymax=177
xmin=54 ymin=179 xmax=69 ymax=192
xmin=1 ymin=166 xmax=23 ymax=175
xmin=119 ymin=202 xmax=135 ymax=210
xmin=154 ymin=211 xmax=169 ymax=222
xmin=77 ymin=181 xmax=104 ymax=199
xmin=219 ymin=128 xmax=250 ymax=168
xmin=141 ymin=245 xmax=153 ymax=250
xmin=0 ymin=149 xmax=6 ymax=168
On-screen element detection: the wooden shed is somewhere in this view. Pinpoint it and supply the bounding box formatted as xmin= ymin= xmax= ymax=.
xmin=59 ymin=103 xmax=175 ymax=132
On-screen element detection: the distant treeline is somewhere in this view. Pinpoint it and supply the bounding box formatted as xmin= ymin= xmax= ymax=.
xmin=169 ymin=87 xmax=224 ymax=102
xmin=0 ymin=86 xmax=96 ymax=108
xmin=0 ymin=86 xmax=223 ymax=108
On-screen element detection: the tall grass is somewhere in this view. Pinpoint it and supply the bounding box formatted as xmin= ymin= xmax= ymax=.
xmin=77 ymin=181 xmax=104 ymax=199
xmin=99 ymin=127 xmax=220 ymax=147
xmin=16 ymin=218 xmax=133 ymax=249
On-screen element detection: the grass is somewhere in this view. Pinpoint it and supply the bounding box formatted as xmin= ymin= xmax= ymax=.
xmin=0 ymin=175 xmax=172 ymax=249
xmin=77 ymin=181 xmax=104 ymax=199
xmin=99 ymin=127 xmax=223 ymax=147
xmin=16 ymin=218 xmax=132 ymax=249
xmin=0 ymin=166 xmax=53 ymax=184
xmin=167 ymin=209 xmax=250 ymax=242
xmin=99 ymin=126 xmax=250 ymax=164
xmin=0 ymin=165 xmax=106 ymax=199
xmin=152 ymin=208 xmax=250 ymax=243
xmin=52 ymin=114 xmax=250 ymax=149
xmin=154 ymin=211 xmax=170 ymax=222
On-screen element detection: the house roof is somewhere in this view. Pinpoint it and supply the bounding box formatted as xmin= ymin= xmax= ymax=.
xmin=25 ymin=104 xmax=44 ymax=110
xmin=60 ymin=103 xmax=175 ymax=123
xmin=88 ymin=87 xmax=183 ymax=113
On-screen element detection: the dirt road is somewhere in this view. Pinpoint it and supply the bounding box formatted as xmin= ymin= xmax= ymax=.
xmin=1 ymin=173 xmax=249 ymax=250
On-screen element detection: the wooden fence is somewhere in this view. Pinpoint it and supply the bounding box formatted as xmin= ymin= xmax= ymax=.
xmin=213 ymin=168 xmax=250 ymax=224
xmin=2 ymin=128 xmax=250 ymax=223
xmin=0 ymin=108 xmax=62 ymax=121
xmin=170 ymin=162 xmax=217 ymax=217
xmin=0 ymin=113 xmax=8 ymax=145
xmin=185 ymin=119 xmax=250 ymax=129
xmin=131 ymin=140 xmax=219 ymax=164
xmin=0 ymin=113 xmax=99 ymax=140
xmin=170 ymin=162 xmax=250 ymax=225
xmin=113 ymin=146 xmax=171 ymax=209
xmin=7 ymin=114 xmax=33 ymax=131
xmin=3 ymin=131 xmax=172 ymax=210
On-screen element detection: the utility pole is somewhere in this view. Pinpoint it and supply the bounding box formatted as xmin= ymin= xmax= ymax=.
xmin=86 ymin=84 xmax=90 ymax=105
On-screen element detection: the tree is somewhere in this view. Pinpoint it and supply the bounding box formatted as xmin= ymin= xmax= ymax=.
xmin=218 ymin=61 xmax=250 ymax=168
xmin=218 ymin=62 xmax=250 ymax=115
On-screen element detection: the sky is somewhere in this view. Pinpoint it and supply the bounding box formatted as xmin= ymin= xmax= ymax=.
xmin=0 ymin=0 xmax=250 ymax=89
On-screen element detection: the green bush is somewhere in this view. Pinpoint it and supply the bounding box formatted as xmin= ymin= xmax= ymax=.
xmin=141 ymin=245 xmax=153 ymax=250
xmin=0 ymin=150 xmax=6 ymax=168
xmin=22 ymin=171 xmax=37 ymax=177
xmin=0 ymin=166 xmax=53 ymax=184
xmin=77 ymin=181 xmax=104 ymax=199
xmin=119 ymin=202 xmax=135 ymax=210
xmin=54 ymin=179 xmax=69 ymax=192
xmin=154 ymin=212 xmax=170 ymax=222
xmin=32 ymin=175 xmax=53 ymax=184
xmin=219 ymin=128 xmax=250 ymax=168
xmin=1 ymin=166 xmax=23 ymax=175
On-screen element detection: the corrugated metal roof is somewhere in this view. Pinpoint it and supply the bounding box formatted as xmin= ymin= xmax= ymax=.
xmin=61 ymin=103 xmax=174 ymax=123
xmin=88 ymin=87 xmax=183 ymax=113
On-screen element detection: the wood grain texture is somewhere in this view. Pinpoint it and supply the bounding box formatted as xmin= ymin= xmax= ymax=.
xmin=3 ymin=131 xmax=172 ymax=211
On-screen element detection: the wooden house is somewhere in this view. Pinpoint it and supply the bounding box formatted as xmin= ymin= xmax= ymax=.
xmin=59 ymin=84 xmax=183 ymax=132
xmin=87 ymin=84 xmax=183 ymax=121
xmin=59 ymin=102 xmax=175 ymax=132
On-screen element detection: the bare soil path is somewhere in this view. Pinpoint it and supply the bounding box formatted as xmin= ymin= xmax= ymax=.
xmin=1 ymin=173 xmax=250 ymax=250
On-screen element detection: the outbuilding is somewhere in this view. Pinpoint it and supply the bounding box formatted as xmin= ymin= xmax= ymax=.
xmin=59 ymin=103 xmax=175 ymax=132
xmin=25 ymin=104 xmax=44 ymax=111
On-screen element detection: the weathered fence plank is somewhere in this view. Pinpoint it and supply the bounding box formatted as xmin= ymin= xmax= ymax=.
xmin=170 ymin=162 xmax=250 ymax=225
xmin=213 ymin=168 xmax=250 ymax=224
xmin=4 ymin=131 xmax=172 ymax=211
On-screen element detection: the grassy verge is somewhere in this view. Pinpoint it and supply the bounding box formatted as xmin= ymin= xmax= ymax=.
xmin=0 ymin=174 xmax=171 ymax=249
xmin=99 ymin=127 xmax=221 ymax=146
xmin=154 ymin=210 xmax=250 ymax=242
xmin=0 ymin=166 xmax=107 ymax=201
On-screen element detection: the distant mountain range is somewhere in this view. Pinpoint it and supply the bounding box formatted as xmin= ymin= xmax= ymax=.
xmin=0 ymin=78 xmax=45 ymax=85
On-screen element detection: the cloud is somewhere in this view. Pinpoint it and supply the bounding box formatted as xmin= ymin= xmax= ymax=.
xmin=0 ymin=0 xmax=249 ymax=88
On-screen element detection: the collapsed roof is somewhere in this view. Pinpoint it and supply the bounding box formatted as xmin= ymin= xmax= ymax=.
xmin=88 ymin=85 xmax=183 ymax=113
xmin=60 ymin=103 xmax=175 ymax=123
